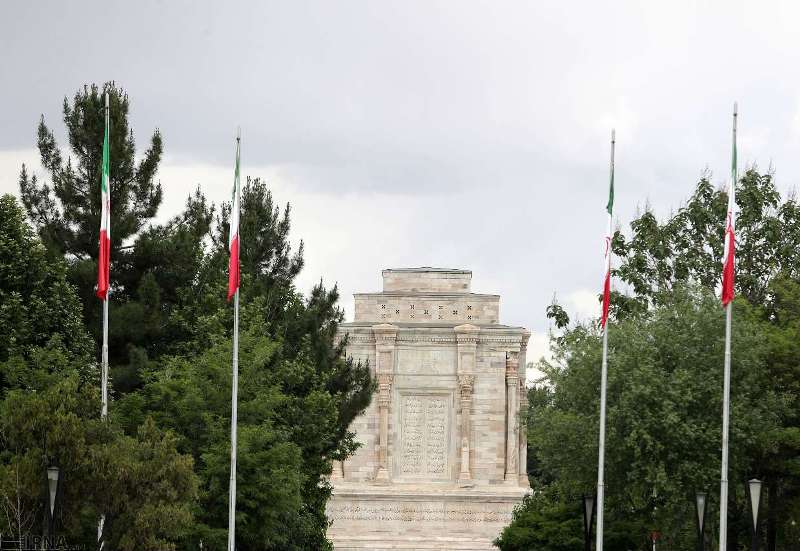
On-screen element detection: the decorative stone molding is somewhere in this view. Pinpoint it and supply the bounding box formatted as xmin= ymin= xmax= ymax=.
xmin=454 ymin=323 xmax=480 ymax=345
xmin=372 ymin=323 xmax=399 ymax=347
xmin=396 ymin=334 xmax=457 ymax=344
xmin=328 ymin=501 xmax=514 ymax=523
xmin=343 ymin=333 xmax=376 ymax=345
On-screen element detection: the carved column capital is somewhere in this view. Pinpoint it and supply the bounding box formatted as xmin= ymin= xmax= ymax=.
xmin=520 ymin=330 xmax=531 ymax=352
xmin=506 ymin=351 xmax=520 ymax=384
xmin=458 ymin=375 xmax=475 ymax=400
xmin=377 ymin=373 xmax=393 ymax=405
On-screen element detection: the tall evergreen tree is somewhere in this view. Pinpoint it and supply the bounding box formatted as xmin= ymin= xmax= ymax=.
xmin=19 ymin=82 xmax=163 ymax=305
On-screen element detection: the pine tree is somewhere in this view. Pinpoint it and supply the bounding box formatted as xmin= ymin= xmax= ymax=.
xmin=19 ymin=82 xmax=163 ymax=312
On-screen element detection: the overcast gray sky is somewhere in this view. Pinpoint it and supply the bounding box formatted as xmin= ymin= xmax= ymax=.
xmin=2 ymin=1 xmax=799 ymax=367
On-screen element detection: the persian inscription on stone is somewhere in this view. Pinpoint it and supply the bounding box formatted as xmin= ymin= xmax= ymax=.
xmin=400 ymin=395 xmax=450 ymax=478
xmin=401 ymin=396 xmax=424 ymax=474
xmin=328 ymin=501 xmax=513 ymax=523
xmin=425 ymin=398 xmax=447 ymax=474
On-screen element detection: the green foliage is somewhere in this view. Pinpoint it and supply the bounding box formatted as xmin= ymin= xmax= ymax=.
xmin=0 ymin=370 xmax=197 ymax=550
xmin=504 ymin=288 xmax=782 ymax=550
xmin=511 ymin=170 xmax=800 ymax=550
xmin=0 ymin=195 xmax=197 ymax=549
xmin=10 ymin=82 xmax=373 ymax=549
xmin=495 ymin=493 xmax=584 ymax=551
xmin=94 ymin=418 xmax=198 ymax=551
xmin=124 ymin=271 xmax=373 ymax=549
xmin=0 ymin=194 xmax=91 ymax=375
xmin=496 ymin=491 xmax=641 ymax=551
xmin=612 ymin=170 xmax=800 ymax=314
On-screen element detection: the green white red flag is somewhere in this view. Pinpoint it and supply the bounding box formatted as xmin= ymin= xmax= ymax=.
xmin=227 ymin=135 xmax=241 ymax=301
xmin=601 ymin=131 xmax=615 ymax=328
xmin=721 ymin=107 xmax=737 ymax=306
xmin=96 ymin=95 xmax=111 ymax=300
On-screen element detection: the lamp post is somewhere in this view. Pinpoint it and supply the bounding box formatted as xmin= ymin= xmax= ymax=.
xmin=46 ymin=466 xmax=60 ymax=539
xmin=748 ymin=478 xmax=762 ymax=551
xmin=695 ymin=492 xmax=707 ymax=551
xmin=583 ymin=494 xmax=595 ymax=551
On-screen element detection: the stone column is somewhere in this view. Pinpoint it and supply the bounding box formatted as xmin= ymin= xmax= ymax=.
xmin=504 ymin=351 xmax=520 ymax=483
xmin=372 ymin=324 xmax=398 ymax=482
xmin=518 ymin=380 xmax=529 ymax=488
xmin=458 ymin=375 xmax=475 ymax=485
xmin=518 ymin=330 xmax=531 ymax=487
xmin=376 ymin=373 xmax=393 ymax=482
xmin=454 ymin=324 xmax=479 ymax=484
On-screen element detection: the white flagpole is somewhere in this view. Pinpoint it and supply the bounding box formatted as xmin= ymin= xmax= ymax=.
xmin=227 ymin=130 xmax=241 ymax=551
xmin=97 ymin=90 xmax=110 ymax=551
xmin=101 ymin=91 xmax=110 ymax=421
xmin=596 ymin=129 xmax=615 ymax=551
xmin=718 ymin=103 xmax=737 ymax=551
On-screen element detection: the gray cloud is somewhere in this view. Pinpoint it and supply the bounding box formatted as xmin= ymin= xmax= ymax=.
xmin=2 ymin=0 xmax=799 ymax=365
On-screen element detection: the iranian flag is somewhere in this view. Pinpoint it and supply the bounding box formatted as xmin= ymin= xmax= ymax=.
xmin=601 ymin=132 xmax=615 ymax=328
xmin=96 ymin=95 xmax=111 ymax=301
xmin=227 ymin=136 xmax=241 ymax=301
xmin=722 ymin=109 xmax=737 ymax=306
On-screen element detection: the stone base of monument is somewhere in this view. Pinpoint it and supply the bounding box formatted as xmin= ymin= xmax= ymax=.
xmin=327 ymin=483 xmax=528 ymax=550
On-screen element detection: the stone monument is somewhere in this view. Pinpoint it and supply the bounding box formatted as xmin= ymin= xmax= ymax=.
xmin=327 ymin=268 xmax=531 ymax=551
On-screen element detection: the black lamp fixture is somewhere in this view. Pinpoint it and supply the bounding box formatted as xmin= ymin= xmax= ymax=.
xmin=747 ymin=478 xmax=763 ymax=551
xmin=695 ymin=491 xmax=707 ymax=551
xmin=582 ymin=494 xmax=595 ymax=551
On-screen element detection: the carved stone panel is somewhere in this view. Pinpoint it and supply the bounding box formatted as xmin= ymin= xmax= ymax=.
xmin=399 ymin=394 xmax=451 ymax=479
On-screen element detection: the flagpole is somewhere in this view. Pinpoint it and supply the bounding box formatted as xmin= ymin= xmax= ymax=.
xmin=96 ymin=90 xmax=111 ymax=551
xmin=227 ymin=129 xmax=241 ymax=551
xmin=596 ymin=129 xmax=615 ymax=551
xmin=227 ymin=288 xmax=239 ymax=551
xmin=718 ymin=103 xmax=737 ymax=551
xmin=101 ymin=91 xmax=110 ymax=421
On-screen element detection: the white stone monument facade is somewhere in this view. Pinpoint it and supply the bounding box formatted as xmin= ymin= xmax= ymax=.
xmin=327 ymin=268 xmax=530 ymax=551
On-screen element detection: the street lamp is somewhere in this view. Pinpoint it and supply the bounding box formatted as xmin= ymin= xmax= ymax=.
xmin=695 ymin=492 xmax=707 ymax=551
xmin=46 ymin=466 xmax=60 ymax=538
xmin=748 ymin=478 xmax=763 ymax=551
xmin=582 ymin=494 xmax=595 ymax=551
